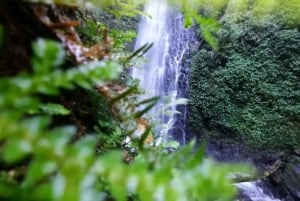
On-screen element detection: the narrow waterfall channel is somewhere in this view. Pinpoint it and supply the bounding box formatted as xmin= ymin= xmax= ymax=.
xmin=132 ymin=0 xmax=197 ymax=144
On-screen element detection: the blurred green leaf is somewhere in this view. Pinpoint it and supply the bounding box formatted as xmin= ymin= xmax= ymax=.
xmin=33 ymin=103 xmax=71 ymax=115
xmin=3 ymin=139 xmax=32 ymax=164
xmin=32 ymin=39 xmax=66 ymax=74
xmin=24 ymin=159 xmax=57 ymax=188
xmin=164 ymin=140 xmax=180 ymax=149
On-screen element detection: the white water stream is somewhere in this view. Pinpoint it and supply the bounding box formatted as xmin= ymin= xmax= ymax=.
xmin=132 ymin=0 xmax=197 ymax=144
xmin=236 ymin=181 xmax=282 ymax=201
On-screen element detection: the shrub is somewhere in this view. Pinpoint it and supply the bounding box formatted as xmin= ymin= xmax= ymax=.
xmin=189 ymin=12 xmax=300 ymax=150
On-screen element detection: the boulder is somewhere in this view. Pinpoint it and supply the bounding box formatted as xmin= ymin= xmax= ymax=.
xmin=268 ymin=153 xmax=300 ymax=200
xmin=282 ymin=155 xmax=300 ymax=198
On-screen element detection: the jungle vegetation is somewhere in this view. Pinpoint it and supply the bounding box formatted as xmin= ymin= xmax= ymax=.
xmin=189 ymin=2 xmax=300 ymax=150
xmin=0 ymin=0 xmax=299 ymax=201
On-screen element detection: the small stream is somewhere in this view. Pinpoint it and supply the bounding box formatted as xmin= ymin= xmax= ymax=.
xmin=236 ymin=181 xmax=281 ymax=201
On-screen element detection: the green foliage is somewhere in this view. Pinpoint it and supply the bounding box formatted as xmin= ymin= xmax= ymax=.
xmin=193 ymin=15 xmax=220 ymax=49
xmin=29 ymin=103 xmax=71 ymax=115
xmin=110 ymin=29 xmax=137 ymax=51
xmin=90 ymin=0 xmax=145 ymax=18
xmin=74 ymin=8 xmax=139 ymax=69
xmin=76 ymin=19 xmax=104 ymax=45
xmin=86 ymin=89 xmax=125 ymax=152
xmin=0 ymin=38 xmax=119 ymax=200
xmin=96 ymin=143 xmax=249 ymax=201
xmin=189 ymin=11 xmax=300 ymax=150
xmin=0 ymin=39 xmax=121 ymax=116
xmin=76 ymin=18 xmax=137 ymax=51
xmin=0 ymin=35 xmax=250 ymax=201
xmin=26 ymin=0 xmax=300 ymax=50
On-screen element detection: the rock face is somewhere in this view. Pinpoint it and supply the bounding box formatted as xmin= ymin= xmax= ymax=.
xmin=235 ymin=152 xmax=300 ymax=201
xmin=205 ymin=139 xmax=281 ymax=171
xmin=282 ymin=155 xmax=300 ymax=198
xmin=268 ymin=152 xmax=300 ymax=201
xmin=203 ymin=138 xmax=300 ymax=201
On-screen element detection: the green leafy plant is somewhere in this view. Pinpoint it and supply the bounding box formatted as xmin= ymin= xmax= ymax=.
xmin=28 ymin=103 xmax=71 ymax=115
xmin=189 ymin=11 xmax=300 ymax=150
xmin=0 ymin=35 xmax=251 ymax=201
xmin=0 ymin=38 xmax=120 ymax=200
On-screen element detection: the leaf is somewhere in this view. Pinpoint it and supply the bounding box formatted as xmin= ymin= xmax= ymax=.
xmin=136 ymin=97 xmax=160 ymax=106
xmin=51 ymin=173 xmax=66 ymax=200
xmin=24 ymin=159 xmax=57 ymax=188
xmin=138 ymin=126 xmax=152 ymax=150
xmin=164 ymin=141 xmax=180 ymax=149
xmin=24 ymin=116 xmax=51 ymax=134
xmin=184 ymin=142 xmax=205 ymax=169
xmin=193 ymin=14 xmax=220 ymax=50
xmin=81 ymin=60 xmax=123 ymax=82
xmin=3 ymin=139 xmax=32 ymax=163
xmin=30 ymin=183 xmax=52 ymax=201
xmin=126 ymin=43 xmax=153 ymax=61
xmin=109 ymin=85 xmax=138 ymax=103
xmin=39 ymin=103 xmax=71 ymax=115
xmin=73 ymin=136 xmax=97 ymax=164
xmin=163 ymin=97 xmax=188 ymax=108
xmin=32 ymin=39 xmax=66 ymax=74
xmin=134 ymin=101 xmax=157 ymax=118
xmin=184 ymin=14 xmax=193 ymax=28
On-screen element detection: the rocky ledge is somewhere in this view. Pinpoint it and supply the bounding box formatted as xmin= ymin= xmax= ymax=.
xmin=266 ymin=150 xmax=300 ymax=201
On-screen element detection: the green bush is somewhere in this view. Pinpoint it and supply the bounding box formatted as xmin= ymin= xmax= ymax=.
xmin=189 ymin=12 xmax=300 ymax=150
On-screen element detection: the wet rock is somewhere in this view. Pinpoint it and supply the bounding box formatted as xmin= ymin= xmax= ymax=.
xmin=204 ymin=138 xmax=283 ymax=173
xmin=197 ymin=136 xmax=300 ymax=200
xmin=283 ymin=155 xmax=300 ymax=198
xmin=294 ymin=150 xmax=300 ymax=156
xmin=268 ymin=153 xmax=300 ymax=201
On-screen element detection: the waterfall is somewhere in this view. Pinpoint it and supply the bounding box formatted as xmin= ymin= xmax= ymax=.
xmin=236 ymin=181 xmax=282 ymax=201
xmin=132 ymin=0 xmax=197 ymax=144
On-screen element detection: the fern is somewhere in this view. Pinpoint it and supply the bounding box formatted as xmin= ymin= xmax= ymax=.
xmin=0 ymin=37 xmax=251 ymax=201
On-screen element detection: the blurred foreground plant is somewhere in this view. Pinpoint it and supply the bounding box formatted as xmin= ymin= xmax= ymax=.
xmin=0 ymin=37 xmax=252 ymax=201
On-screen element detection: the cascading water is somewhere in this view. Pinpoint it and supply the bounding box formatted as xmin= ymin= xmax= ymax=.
xmin=236 ymin=181 xmax=282 ymax=201
xmin=132 ymin=0 xmax=197 ymax=144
